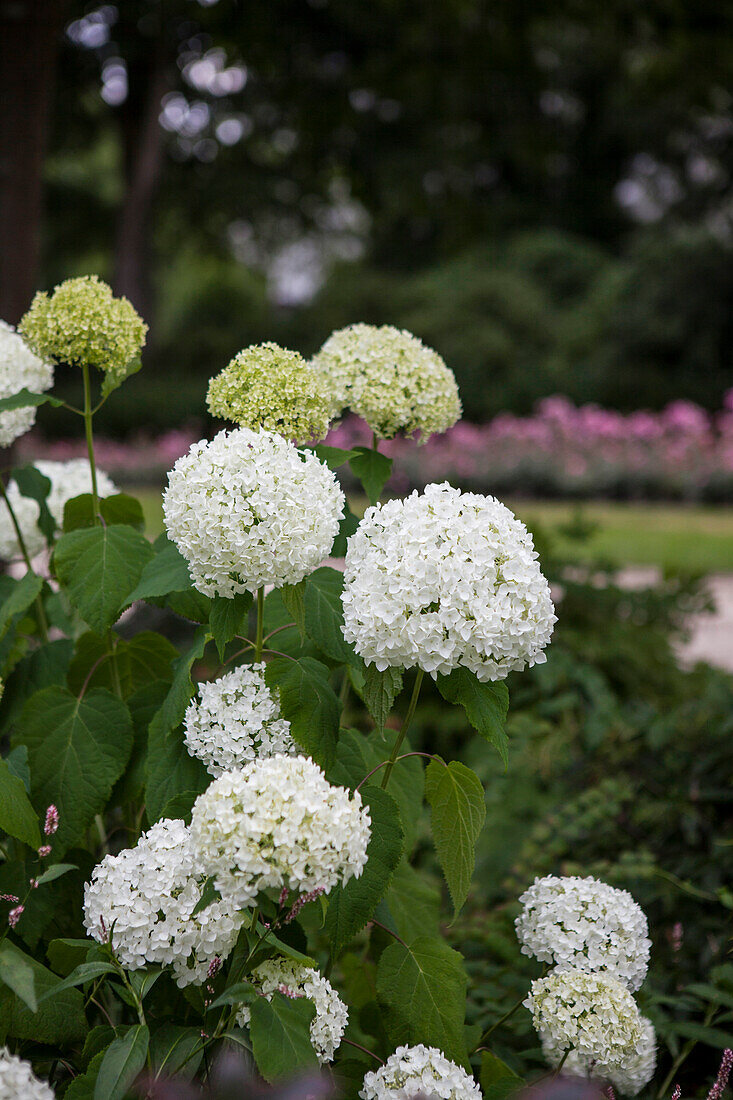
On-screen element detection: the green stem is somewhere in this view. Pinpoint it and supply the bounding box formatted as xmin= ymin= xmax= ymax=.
xmin=372 ymin=431 xmax=379 ymax=451
xmin=81 ymin=362 xmax=100 ymax=522
xmin=254 ymin=588 xmax=265 ymax=662
xmin=381 ymin=668 xmax=424 ymax=789
xmin=476 ymin=993 xmax=527 ymax=1046
xmin=0 ymin=478 xmax=49 ymax=641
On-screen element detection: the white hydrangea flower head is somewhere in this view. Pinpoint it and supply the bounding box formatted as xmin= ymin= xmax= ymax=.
xmin=0 ymin=1048 xmax=54 ymax=1100
xmin=236 ymin=958 xmax=348 ymax=1063
xmin=360 ymin=1044 xmax=482 ymax=1100
xmin=342 ymin=482 xmax=556 ymax=681
xmin=35 ymin=459 xmax=118 ymax=527
xmin=312 ymin=323 xmax=461 ymax=441
xmin=610 ymin=1017 xmax=656 ymax=1096
xmin=83 ymin=818 xmax=242 ymax=987
xmin=515 ymin=875 xmax=651 ymax=992
xmin=163 ymin=428 xmax=344 ymax=597
xmin=525 ymin=969 xmax=645 ymax=1092
xmin=0 ymin=320 xmax=54 ymax=448
xmin=189 ymin=755 xmax=370 ymax=909
xmin=0 ymin=483 xmax=44 ymax=561
xmin=184 ymin=662 xmax=298 ymax=777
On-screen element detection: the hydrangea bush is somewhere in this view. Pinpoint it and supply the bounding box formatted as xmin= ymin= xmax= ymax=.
xmin=0 ymin=277 xmax=726 ymax=1099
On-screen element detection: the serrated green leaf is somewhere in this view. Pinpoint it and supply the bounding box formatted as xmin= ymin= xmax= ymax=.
xmin=282 ymin=581 xmax=307 ymax=642
xmin=425 ymin=759 xmax=485 ymax=917
xmin=125 ymin=539 xmax=193 ymax=604
xmin=67 ymin=631 xmax=177 ymax=698
xmin=0 ymin=940 xmax=86 ymax=1043
xmin=0 ymin=941 xmax=37 ymax=1012
xmin=0 ymin=389 xmax=65 ymax=413
xmin=17 ymin=686 xmax=133 ymax=855
xmin=326 ymin=787 xmax=403 ymax=953
xmin=249 ymin=993 xmax=318 ymax=1082
xmin=13 ymin=464 xmax=54 ymax=540
xmin=436 ymin=669 xmax=509 ymax=766
xmin=386 ymin=861 xmax=441 ymax=942
xmin=192 ymin=876 xmax=222 ymax=916
xmin=361 ymin=665 xmax=403 ymax=731
xmin=0 ymin=756 xmax=41 ymax=848
xmin=54 ymin=524 xmax=154 ymax=633
xmin=94 ymin=1023 xmax=149 ymax=1100
xmin=313 ymin=445 xmax=359 ymax=469
xmin=348 ymin=447 xmax=393 ymax=505
xmin=265 ymin=656 xmax=340 ymax=769
xmin=331 ymin=503 xmax=360 ymax=558
xmin=100 ymin=356 xmax=142 ymax=400
xmin=480 ymin=1051 xmax=521 ymax=1100
xmin=304 ymin=567 xmax=354 ymax=663
xmin=0 ymin=572 xmax=43 ymax=642
xmin=376 ymin=935 xmax=468 ymax=1066
xmin=63 ymin=494 xmax=145 ymax=533
xmin=209 ymin=592 xmax=253 ymax=659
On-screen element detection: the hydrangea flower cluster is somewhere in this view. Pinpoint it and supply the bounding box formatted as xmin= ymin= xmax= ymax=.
xmin=313 ymin=323 xmax=461 ymax=441
xmin=20 ymin=275 xmax=147 ymax=382
xmin=189 ymin=755 xmax=370 ymax=909
xmin=342 ymin=482 xmax=556 ymax=680
xmin=516 ymin=875 xmax=651 ymax=991
xmin=163 ymin=428 xmax=344 ymax=597
xmin=184 ymin=662 xmax=297 ymax=776
xmin=360 ymin=1044 xmax=482 ymax=1100
xmin=611 ymin=1016 xmax=657 ymax=1097
xmin=236 ymin=958 xmax=348 ymax=1063
xmin=0 ymin=321 xmax=54 ymax=447
xmin=207 ymin=342 xmax=332 ymax=443
xmin=525 ymin=970 xmax=651 ymax=1096
xmin=0 ymin=459 xmax=118 ymax=560
xmin=0 ymin=1048 xmax=54 ymax=1100
xmin=83 ymin=818 xmax=242 ymax=987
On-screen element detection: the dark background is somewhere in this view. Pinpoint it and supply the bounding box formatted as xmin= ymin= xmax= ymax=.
xmin=2 ymin=0 xmax=733 ymax=435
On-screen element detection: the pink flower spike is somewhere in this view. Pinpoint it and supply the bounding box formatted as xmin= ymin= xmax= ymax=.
xmin=206 ymin=956 xmax=222 ymax=980
xmin=0 ymin=894 xmax=19 ymax=903
xmin=44 ymin=805 xmax=59 ymax=836
xmin=708 ymin=1048 xmax=733 ymax=1100
xmin=29 ymin=878 xmax=38 ymax=889
xmin=37 ymin=845 xmax=51 ymax=858
xmin=671 ymin=1087 xmax=681 ymax=1100
xmin=8 ymin=905 xmax=24 ymax=928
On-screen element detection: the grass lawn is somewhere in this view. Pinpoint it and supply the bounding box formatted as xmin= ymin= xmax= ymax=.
xmin=132 ymin=486 xmax=733 ymax=575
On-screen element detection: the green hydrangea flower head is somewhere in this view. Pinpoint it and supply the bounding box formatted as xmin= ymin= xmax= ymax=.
xmin=312 ymin=322 xmax=461 ymax=442
xmin=207 ymin=342 xmax=332 ymax=443
xmin=20 ymin=275 xmax=147 ymax=382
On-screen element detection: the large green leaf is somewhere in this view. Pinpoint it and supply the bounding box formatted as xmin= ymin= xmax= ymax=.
xmin=125 ymin=538 xmax=193 ymax=603
xmin=209 ymin=592 xmax=253 ymax=659
xmin=0 ymin=941 xmax=37 ymax=1011
xmin=480 ymin=1051 xmax=522 ymax=1100
xmin=145 ymin=631 xmax=210 ymax=822
xmin=54 ymin=524 xmax=154 ymax=633
xmin=0 ymin=940 xmax=87 ymax=1043
xmin=249 ymin=993 xmax=318 ymax=1082
xmin=349 ymin=447 xmax=393 ymax=505
xmin=0 ymin=757 xmax=40 ymax=848
xmin=0 ymin=389 xmax=65 ymax=413
xmin=63 ymin=494 xmax=145 ymax=533
xmin=0 ymin=572 xmax=43 ymax=642
xmin=436 ymin=668 xmax=509 ymax=766
xmin=67 ymin=631 xmax=177 ymax=698
xmin=304 ymin=567 xmax=354 ymax=664
xmin=149 ymin=1023 xmax=203 ymax=1079
xmin=13 ymin=464 xmax=54 ymax=540
xmin=17 ymin=686 xmax=133 ymax=855
xmin=385 ymin=861 xmax=441 ymax=942
xmin=376 ymin=936 xmax=468 ymax=1066
xmin=425 ymin=759 xmax=485 ymax=917
xmin=265 ymin=656 xmax=341 ymax=769
xmin=361 ymin=665 xmax=403 ymax=732
xmin=93 ymin=1024 xmax=149 ymax=1100
xmin=0 ymin=639 xmax=73 ymax=729
xmin=326 ymin=787 xmax=403 ymax=953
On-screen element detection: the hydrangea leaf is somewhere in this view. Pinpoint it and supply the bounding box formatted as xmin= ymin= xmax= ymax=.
xmin=93 ymin=1023 xmax=149 ymax=1100
xmin=209 ymin=592 xmax=253 ymax=659
xmin=67 ymin=631 xmax=177 ymax=698
xmin=425 ymin=759 xmax=486 ymax=918
xmin=0 ymin=940 xmax=87 ymax=1043
xmin=0 ymin=389 xmax=65 ymax=413
xmin=149 ymin=1023 xmax=203 ymax=1079
xmin=12 ymin=464 xmax=55 ymax=540
xmin=265 ymin=656 xmax=341 ymax=769
xmin=100 ymin=356 xmax=142 ymax=400
xmin=376 ymin=935 xmax=469 ymax=1067
xmin=361 ymin=664 xmax=403 ymax=731
xmin=54 ymin=524 xmax=154 ymax=634
xmin=325 ymin=786 xmax=403 ymax=954
xmin=0 ymin=571 xmax=43 ymax=642
xmin=304 ymin=566 xmax=355 ymax=664
xmin=249 ymin=993 xmax=318 ymax=1082
xmin=436 ymin=668 xmax=509 ymax=767
xmin=17 ymin=686 xmax=133 ymax=856
xmin=313 ymin=445 xmax=359 ymax=469
xmin=331 ymin=502 xmax=360 ymax=557
xmin=63 ymin=493 xmax=145 ymax=533
xmin=348 ymin=447 xmax=393 ymax=505
xmin=125 ymin=538 xmax=194 ymax=603
xmin=0 ymin=941 xmax=37 ymax=1012
xmin=480 ymin=1051 xmax=522 ymax=1100
xmin=0 ymin=757 xmax=41 ymax=849
xmin=280 ymin=581 xmax=306 ymax=643
xmin=385 ymin=860 xmax=442 ymax=943
xmin=145 ymin=630 xmax=210 ymax=823
xmin=0 ymin=638 xmax=74 ymax=730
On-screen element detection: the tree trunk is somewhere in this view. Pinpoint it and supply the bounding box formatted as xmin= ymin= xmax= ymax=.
xmin=113 ymin=44 xmax=168 ymax=330
xmin=0 ymin=0 xmax=68 ymax=324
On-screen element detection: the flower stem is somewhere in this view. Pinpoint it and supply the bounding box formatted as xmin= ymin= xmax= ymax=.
xmin=656 ymin=1003 xmax=716 ymax=1099
xmin=81 ymin=362 xmax=100 ymax=522
xmin=476 ymin=993 xmax=527 ymax=1046
xmin=381 ymin=668 xmax=424 ymax=789
xmin=254 ymin=588 xmax=265 ymax=662
xmin=0 ymin=477 xmax=49 ymax=641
